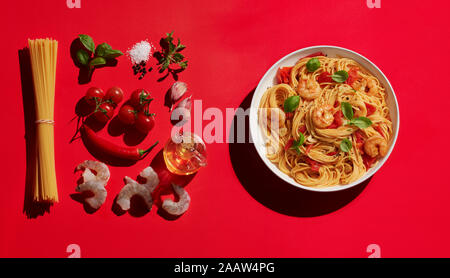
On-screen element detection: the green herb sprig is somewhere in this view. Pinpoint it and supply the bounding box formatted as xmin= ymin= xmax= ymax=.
xmin=154 ymin=31 xmax=188 ymax=81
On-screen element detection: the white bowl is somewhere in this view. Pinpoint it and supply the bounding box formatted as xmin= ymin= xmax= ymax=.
xmin=249 ymin=46 xmax=400 ymax=192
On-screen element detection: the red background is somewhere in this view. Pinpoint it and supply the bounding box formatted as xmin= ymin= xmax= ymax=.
xmin=1 ymin=0 xmax=450 ymax=258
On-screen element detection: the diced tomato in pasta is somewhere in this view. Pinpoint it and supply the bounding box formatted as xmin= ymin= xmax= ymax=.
xmin=365 ymin=102 xmax=376 ymax=116
xmin=317 ymin=72 xmax=333 ymax=83
xmin=363 ymin=154 xmax=377 ymax=169
xmin=374 ymin=125 xmax=384 ymax=137
xmin=285 ymin=139 xmax=294 ymax=150
xmin=298 ymin=125 xmax=306 ymax=133
xmin=346 ymin=67 xmax=360 ymax=85
xmin=276 ymin=67 xmax=292 ymax=84
xmin=327 ymin=110 xmax=344 ymax=129
xmin=305 ymin=157 xmax=321 ymax=172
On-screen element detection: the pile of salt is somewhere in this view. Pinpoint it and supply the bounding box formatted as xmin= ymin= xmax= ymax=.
xmin=127 ymin=40 xmax=154 ymax=79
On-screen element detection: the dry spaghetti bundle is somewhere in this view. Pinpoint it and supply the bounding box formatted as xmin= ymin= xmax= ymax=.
xmin=28 ymin=38 xmax=58 ymax=202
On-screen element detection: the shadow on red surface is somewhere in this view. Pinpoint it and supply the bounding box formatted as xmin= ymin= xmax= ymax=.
xmin=228 ymin=89 xmax=370 ymax=217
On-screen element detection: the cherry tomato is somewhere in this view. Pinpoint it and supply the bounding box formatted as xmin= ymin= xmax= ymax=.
xmin=85 ymin=87 xmax=104 ymax=106
xmin=94 ymin=103 xmax=114 ymax=124
xmin=104 ymin=86 xmax=124 ymax=106
xmin=135 ymin=112 xmax=155 ymax=134
xmin=130 ymin=89 xmax=152 ymax=110
xmin=118 ymin=105 xmax=137 ymax=125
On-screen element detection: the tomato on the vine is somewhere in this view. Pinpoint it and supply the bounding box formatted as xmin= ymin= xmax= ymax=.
xmin=85 ymin=87 xmax=104 ymax=106
xmin=135 ymin=112 xmax=155 ymax=134
xmin=94 ymin=103 xmax=114 ymax=124
xmin=118 ymin=105 xmax=137 ymax=125
xmin=104 ymin=86 xmax=124 ymax=106
xmin=130 ymin=89 xmax=153 ymax=110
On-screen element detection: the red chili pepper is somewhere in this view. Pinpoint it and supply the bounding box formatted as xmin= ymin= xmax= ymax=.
xmin=80 ymin=125 xmax=158 ymax=161
xmin=346 ymin=67 xmax=360 ymax=85
xmin=317 ymin=71 xmax=333 ymax=83
xmin=276 ymin=67 xmax=292 ymax=84
xmin=305 ymin=157 xmax=321 ymax=172
xmin=327 ymin=151 xmax=337 ymax=156
xmin=365 ymin=102 xmax=376 ymax=116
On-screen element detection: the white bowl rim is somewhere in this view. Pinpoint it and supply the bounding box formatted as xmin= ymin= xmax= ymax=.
xmin=248 ymin=45 xmax=400 ymax=192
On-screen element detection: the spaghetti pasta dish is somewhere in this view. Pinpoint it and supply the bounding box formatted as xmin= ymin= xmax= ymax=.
xmin=258 ymin=52 xmax=393 ymax=187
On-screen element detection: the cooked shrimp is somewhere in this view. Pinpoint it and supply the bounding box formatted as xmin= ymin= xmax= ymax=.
xmin=367 ymin=79 xmax=378 ymax=95
xmin=116 ymin=180 xmax=153 ymax=211
xmin=162 ymin=184 xmax=191 ymax=216
xmin=353 ymin=78 xmax=378 ymax=96
xmin=353 ymin=101 xmax=367 ymax=118
xmin=76 ymin=160 xmax=110 ymax=184
xmin=297 ymin=78 xmax=321 ymax=100
xmin=312 ymin=104 xmax=334 ymax=128
xmin=364 ymin=136 xmax=388 ymax=158
xmin=76 ymin=179 xmax=107 ymax=210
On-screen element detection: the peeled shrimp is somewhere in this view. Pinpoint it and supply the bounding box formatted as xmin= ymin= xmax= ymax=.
xmin=297 ymin=78 xmax=321 ymax=100
xmin=76 ymin=160 xmax=110 ymax=184
xmin=364 ymin=136 xmax=388 ymax=158
xmin=75 ymin=161 xmax=110 ymax=210
xmin=116 ymin=166 xmax=159 ymax=211
xmin=312 ymin=104 xmax=334 ymax=128
xmin=162 ymin=184 xmax=191 ymax=216
xmin=116 ymin=181 xmax=153 ymax=211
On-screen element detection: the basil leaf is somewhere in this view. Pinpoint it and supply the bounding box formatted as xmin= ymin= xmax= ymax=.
xmin=341 ymin=102 xmax=353 ymax=120
xmin=331 ymin=70 xmax=349 ymax=83
xmin=95 ymin=43 xmax=112 ymax=57
xmin=294 ymin=132 xmax=305 ymax=147
xmin=291 ymin=133 xmax=305 ymax=154
xmin=284 ymin=96 xmax=300 ymax=113
xmin=350 ymin=117 xmax=373 ymax=129
xmin=103 ymin=49 xmax=123 ymax=59
xmin=306 ymin=58 xmax=320 ymax=72
xmin=76 ymin=49 xmax=90 ymax=66
xmin=340 ymin=138 xmax=352 ymax=152
xmin=78 ymin=34 xmax=95 ymax=53
xmin=89 ymin=57 xmax=106 ymax=67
